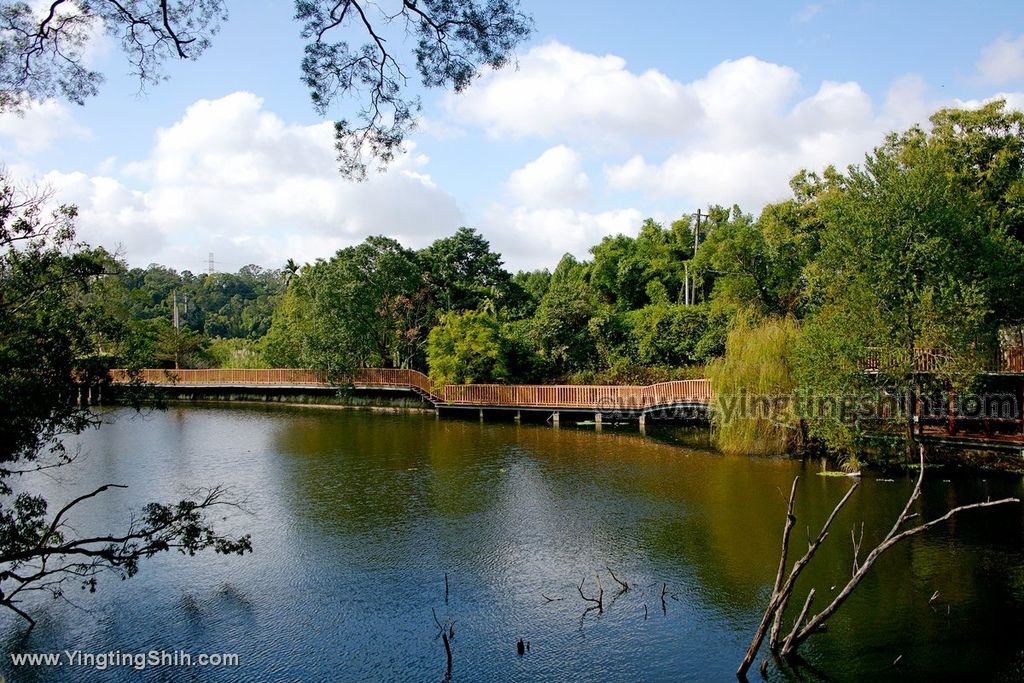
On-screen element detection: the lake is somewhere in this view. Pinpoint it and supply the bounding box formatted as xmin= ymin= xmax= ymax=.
xmin=2 ymin=404 xmax=1022 ymax=681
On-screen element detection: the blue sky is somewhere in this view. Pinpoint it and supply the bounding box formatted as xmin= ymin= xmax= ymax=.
xmin=1 ymin=0 xmax=1023 ymax=273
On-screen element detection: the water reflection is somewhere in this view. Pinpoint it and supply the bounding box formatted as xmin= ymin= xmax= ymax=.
xmin=1 ymin=404 xmax=1021 ymax=682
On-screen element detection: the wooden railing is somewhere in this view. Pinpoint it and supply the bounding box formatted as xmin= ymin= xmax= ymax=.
xmin=108 ymin=368 xmax=714 ymax=410
xmin=110 ymin=368 xmax=331 ymax=386
xmin=997 ymin=347 xmax=1024 ymax=373
xmin=863 ymin=347 xmax=1024 ymax=374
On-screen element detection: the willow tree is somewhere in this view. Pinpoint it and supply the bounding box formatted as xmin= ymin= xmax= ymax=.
xmin=706 ymin=314 xmax=801 ymax=456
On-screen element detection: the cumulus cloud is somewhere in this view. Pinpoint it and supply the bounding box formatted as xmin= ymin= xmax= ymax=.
xmin=31 ymin=92 xmax=464 ymax=270
xmin=0 ymin=99 xmax=92 ymax=155
xmin=596 ymin=57 xmax=1022 ymax=209
xmin=603 ymin=66 xmax=905 ymax=208
xmin=506 ymin=145 xmax=590 ymax=207
xmin=483 ymin=205 xmax=645 ymax=271
xmin=976 ymin=34 xmax=1024 ymax=85
xmin=446 ymin=41 xmax=702 ymax=140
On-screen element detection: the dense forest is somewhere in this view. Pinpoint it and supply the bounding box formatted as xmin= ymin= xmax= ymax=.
xmin=87 ymin=258 xmax=286 ymax=369
xmin=37 ymin=101 xmax=1024 ymax=461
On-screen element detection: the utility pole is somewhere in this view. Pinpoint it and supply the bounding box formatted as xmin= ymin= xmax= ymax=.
xmin=684 ymin=262 xmax=690 ymax=306
xmin=692 ymin=208 xmax=708 ymax=252
xmin=687 ymin=208 xmax=708 ymax=305
xmin=171 ymin=290 xmax=180 ymax=370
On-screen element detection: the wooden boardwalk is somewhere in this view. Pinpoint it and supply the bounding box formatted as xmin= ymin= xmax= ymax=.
xmin=109 ymin=368 xmax=713 ymax=414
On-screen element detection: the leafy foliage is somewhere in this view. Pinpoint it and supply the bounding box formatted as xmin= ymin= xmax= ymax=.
xmin=427 ymin=309 xmax=507 ymax=384
xmin=706 ymin=314 xmax=801 ymax=455
xmin=296 ymin=0 xmax=532 ymax=178
xmin=0 ymin=0 xmax=531 ymax=178
xmin=0 ymin=173 xmax=250 ymax=628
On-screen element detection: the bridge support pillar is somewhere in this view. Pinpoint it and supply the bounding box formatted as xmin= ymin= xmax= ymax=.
xmin=594 ymin=412 xmax=602 ymax=431
xmin=551 ymin=412 xmax=560 ymax=428
xmin=479 ymin=409 xmax=484 ymax=422
xmin=638 ymin=413 xmax=646 ymax=436
xmin=514 ymin=410 xmax=521 ymax=423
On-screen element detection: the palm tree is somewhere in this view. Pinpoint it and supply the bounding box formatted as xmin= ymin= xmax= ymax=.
xmin=283 ymin=258 xmax=299 ymax=286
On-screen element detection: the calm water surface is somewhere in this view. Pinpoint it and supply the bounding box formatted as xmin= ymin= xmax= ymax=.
xmin=2 ymin=405 xmax=1022 ymax=682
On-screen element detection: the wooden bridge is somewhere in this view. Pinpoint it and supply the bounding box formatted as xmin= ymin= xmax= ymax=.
xmin=108 ymin=368 xmax=713 ymax=422
xmin=107 ymin=362 xmax=1024 ymax=444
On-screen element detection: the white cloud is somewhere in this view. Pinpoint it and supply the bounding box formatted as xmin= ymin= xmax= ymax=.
xmin=604 ymin=67 xmax=891 ymax=208
xmin=447 ymin=41 xmax=703 ymax=140
xmin=0 ymin=99 xmax=92 ymax=155
xmin=33 ymin=92 xmax=464 ymax=270
xmin=976 ymin=34 xmax=1024 ymax=85
xmin=506 ymin=145 xmax=589 ymax=207
xmin=482 ymin=205 xmax=645 ymax=271
xmin=601 ymin=59 xmax=1024 ymax=209
xmin=449 ymin=41 xmax=1024 ymax=215
xmin=953 ymin=92 xmax=1024 ymax=112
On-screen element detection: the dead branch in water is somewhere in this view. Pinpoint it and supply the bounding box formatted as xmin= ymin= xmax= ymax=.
xmin=606 ymin=565 xmax=630 ymax=593
xmin=737 ymin=475 xmax=858 ymax=679
xmin=577 ymin=574 xmax=603 ymax=613
xmin=767 ymin=477 xmax=800 ymax=651
xmin=737 ymin=446 xmax=1021 ymax=679
xmin=432 ymin=606 xmax=455 ymax=680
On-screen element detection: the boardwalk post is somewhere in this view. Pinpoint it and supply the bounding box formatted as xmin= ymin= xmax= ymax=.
xmin=947 ymin=389 xmax=956 ymax=436
xmin=638 ymin=413 xmax=646 ymax=435
xmin=1018 ymin=378 xmax=1024 ymax=435
xmin=594 ymin=412 xmax=602 ymax=431
xmin=479 ymin=409 xmax=484 ymax=422
xmin=551 ymin=411 xmax=560 ymax=428
xmin=514 ymin=410 xmax=521 ymax=423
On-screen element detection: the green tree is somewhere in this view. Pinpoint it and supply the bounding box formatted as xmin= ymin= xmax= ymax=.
xmin=153 ymin=321 xmax=209 ymax=369
xmin=260 ymin=287 xmax=310 ymax=368
xmin=262 ymin=236 xmax=428 ymax=372
xmin=426 ymin=309 xmax=508 ymax=384
xmin=533 ymin=255 xmax=599 ymax=375
xmin=419 ymin=227 xmax=514 ymax=313
xmin=795 ymin=122 xmax=1024 ymax=455
xmin=626 ymin=303 xmax=712 ymax=366
xmin=507 ymin=268 xmax=551 ymax=319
